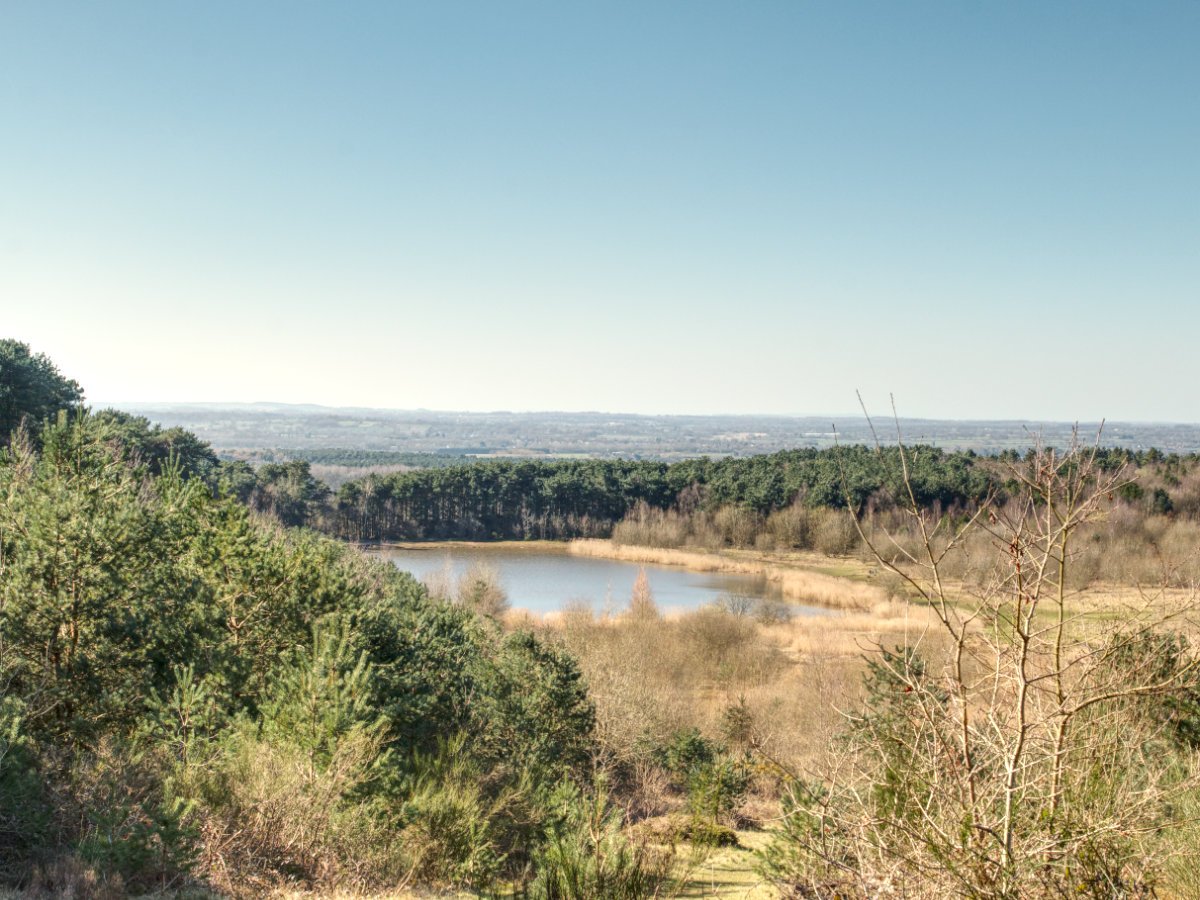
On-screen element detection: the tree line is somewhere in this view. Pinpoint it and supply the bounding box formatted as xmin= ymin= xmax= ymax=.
xmin=325 ymin=446 xmax=998 ymax=542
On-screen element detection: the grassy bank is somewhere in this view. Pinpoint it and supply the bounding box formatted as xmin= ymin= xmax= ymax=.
xmin=568 ymin=539 xmax=887 ymax=611
xmin=383 ymin=539 xmax=573 ymax=554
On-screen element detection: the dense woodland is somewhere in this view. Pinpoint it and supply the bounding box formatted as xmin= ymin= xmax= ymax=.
xmin=4 ymin=339 xmax=1200 ymax=898
xmin=295 ymin=445 xmax=1198 ymax=558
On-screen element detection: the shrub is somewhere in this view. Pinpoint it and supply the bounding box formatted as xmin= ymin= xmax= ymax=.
xmin=526 ymin=782 xmax=671 ymax=900
xmin=752 ymin=596 xmax=794 ymax=625
xmin=199 ymin=724 xmax=396 ymax=890
xmin=766 ymin=502 xmax=813 ymax=550
xmin=67 ymin=739 xmax=199 ymax=892
xmin=810 ymin=507 xmax=859 ymax=555
xmin=470 ymin=631 xmax=596 ymax=782
xmin=685 ymin=756 xmax=751 ymax=831
xmin=457 ymin=562 xmax=510 ymax=618
xmin=655 ymin=728 xmax=718 ymax=778
xmin=397 ymin=737 xmax=524 ymax=890
xmin=0 ymin=692 xmax=52 ymax=877
xmin=719 ymin=696 xmax=755 ymax=748
xmin=611 ymin=502 xmax=688 ymax=549
xmin=1152 ymin=487 xmax=1175 ymax=516
xmin=654 ymin=728 xmax=751 ymax=837
xmin=716 ymin=593 xmax=756 ymax=618
xmin=1098 ymin=630 xmax=1200 ymax=750
xmin=628 ymin=568 xmax=660 ymax=620
xmin=764 ymin=441 xmax=1200 ymax=898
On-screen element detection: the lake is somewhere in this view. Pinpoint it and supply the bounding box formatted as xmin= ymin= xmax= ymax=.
xmin=378 ymin=544 xmax=830 ymax=616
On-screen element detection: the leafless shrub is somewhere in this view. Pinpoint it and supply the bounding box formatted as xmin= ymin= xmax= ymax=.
xmin=716 ymin=593 xmax=756 ymax=618
xmin=766 ymin=417 xmax=1200 ymax=897
xmin=810 ymin=507 xmax=861 ymax=556
xmin=420 ymin=557 xmax=456 ymax=603
xmin=628 ymin=568 xmax=660 ymax=621
xmin=611 ymin=501 xmax=688 ymax=548
xmin=753 ymin=596 xmax=795 ymax=626
xmin=712 ymin=506 xmax=763 ymax=548
xmin=455 ymin=563 xmax=510 ymax=618
xmin=766 ymin=501 xmax=814 ymax=550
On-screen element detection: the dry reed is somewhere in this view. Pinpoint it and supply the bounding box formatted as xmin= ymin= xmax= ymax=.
xmin=568 ymin=539 xmax=886 ymax=610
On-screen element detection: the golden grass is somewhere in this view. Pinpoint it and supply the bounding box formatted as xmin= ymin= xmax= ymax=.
xmin=568 ymin=539 xmax=887 ymax=610
xmin=269 ymin=892 xmax=464 ymax=899
xmin=671 ymin=829 xmax=778 ymax=899
xmin=269 ymin=834 xmax=784 ymax=899
xmin=760 ymin=599 xmax=942 ymax=658
xmin=533 ymin=591 xmax=945 ymax=784
xmin=383 ymin=539 xmax=571 ymax=554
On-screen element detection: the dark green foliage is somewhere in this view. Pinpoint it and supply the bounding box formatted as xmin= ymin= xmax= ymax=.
xmin=0 ymin=694 xmax=53 ymax=875
xmin=330 ymin=445 xmax=999 ymax=543
xmin=1102 ymin=631 xmax=1200 ymax=750
xmin=0 ymin=416 xmax=214 ymax=744
xmin=655 ymin=728 xmax=719 ymax=777
xmin=757 ymin=649 xmax=961 ymax=894
xmin=0 ymin=339 xmax=84 ymax=442
xmin=0 ymin=409 xmax=621 ymax=892
xmin=654 ymin=729 xmax=750 ymax=839
xmin=857 ymin=647 xmax=949 ymax=825
xmin=1116 ymin=481 xmax=1145 ymax=503
xmin=248 ymin=459 xmax=330 ymax=526
xmin=333 ymin=458 xmax=676 ymax=542
xmin=259 ymin=620 xmax=387 ymax=771
xmin=470 ymin=631 xmax=596 ymax=781
xmin=1151 ymin=487 xmax=1174 ymax=516
xmin=397 ymin=735 xmax=539 ymax=889
xmin=70 ymin=747 xmax=200 ymax=888
xmin=525 ymin=781 xmax=669 ymax=900
xmin=719 ymin=695 xmax=755 ymax=747
xmin=355 ymin=590 xmax=482 ymax=755
xmin=679 ymin=818 xmax=740 ymax=847
xmin=240 ymin=436 xmax=1200 ymax=550
xmin=756 ymin=780 xmax=835 ymax=887
xmin=90 ymin=409 xmax=220 ymax=482
xmin=685 ymin=757 xmax=751 ymax=830
xmin=213 ymin=458 xmax=257 ymax=502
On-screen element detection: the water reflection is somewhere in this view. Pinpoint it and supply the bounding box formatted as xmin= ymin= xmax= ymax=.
xmin=378 ymin=544 xmax=827 ymax=617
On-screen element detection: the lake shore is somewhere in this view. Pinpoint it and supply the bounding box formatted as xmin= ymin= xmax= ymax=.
xmin=381 ymin=538 xmax=887 ymax=611
xmin=567 ymin=539 xmax=886 ymax=611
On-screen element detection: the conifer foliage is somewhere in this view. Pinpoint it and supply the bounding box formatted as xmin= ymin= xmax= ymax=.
xmin=0 ymin=344 xmax=651 ymax=896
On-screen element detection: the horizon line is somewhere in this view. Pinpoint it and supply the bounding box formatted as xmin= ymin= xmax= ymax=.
xmin=93 ymin=400 xmax=1200 ymax=429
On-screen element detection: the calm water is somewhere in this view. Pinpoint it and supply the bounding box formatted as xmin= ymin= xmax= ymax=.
xmin=379 ymin=544 xmax=829 ymax=616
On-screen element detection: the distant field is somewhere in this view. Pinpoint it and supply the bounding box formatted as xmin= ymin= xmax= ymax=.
xmin=116 ymin=402 xmax=1200 ymax=459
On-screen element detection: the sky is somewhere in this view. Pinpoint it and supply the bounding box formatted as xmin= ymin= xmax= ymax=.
xmin=2 ymin=1 xmax=1197 ymax=421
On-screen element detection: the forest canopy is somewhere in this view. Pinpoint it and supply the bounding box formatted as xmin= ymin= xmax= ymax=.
xmin=0 ymin=339 xmax=84 ymax=440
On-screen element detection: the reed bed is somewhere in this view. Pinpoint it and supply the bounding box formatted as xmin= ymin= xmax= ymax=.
xmin=568 ymin=539 xmax=886 ymax=610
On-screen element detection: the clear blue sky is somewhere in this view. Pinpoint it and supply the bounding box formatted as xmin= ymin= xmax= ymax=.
xmin=2 ymin=1 xmax=1197 ymax=420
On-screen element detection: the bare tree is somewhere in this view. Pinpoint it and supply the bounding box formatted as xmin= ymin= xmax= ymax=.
xmin=765 ymin=408 xmax=1200 ymax=898
xmin=629 ymin=567 xmax=660 ymax=621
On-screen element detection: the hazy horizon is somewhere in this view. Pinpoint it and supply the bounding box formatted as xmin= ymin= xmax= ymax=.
xmin=105 ymin=398 xmax=1198 ymax=429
